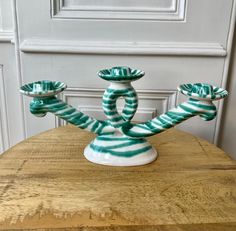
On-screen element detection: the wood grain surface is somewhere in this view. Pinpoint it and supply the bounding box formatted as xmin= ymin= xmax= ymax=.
xmin=0 ymin=125 xmax=235 ymax=230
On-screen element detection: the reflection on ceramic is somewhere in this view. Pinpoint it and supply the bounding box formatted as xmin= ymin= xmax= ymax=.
xmin=20 ymin=66 xmax=228 ymax=166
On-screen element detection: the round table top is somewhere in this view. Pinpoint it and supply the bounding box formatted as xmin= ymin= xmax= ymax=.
xmin=0 ymin=126 xmax=236 ymax=230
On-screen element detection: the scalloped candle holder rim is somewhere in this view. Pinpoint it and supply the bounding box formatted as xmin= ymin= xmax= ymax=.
xmin=20 ymin=80 xmax=67 ymax=97
xmin=177 ymin=83 xmax=228 ymax=101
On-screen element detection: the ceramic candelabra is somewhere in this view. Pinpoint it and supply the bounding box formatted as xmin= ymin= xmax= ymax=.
xmin=20 ymin=66 xmax=228 ymax=166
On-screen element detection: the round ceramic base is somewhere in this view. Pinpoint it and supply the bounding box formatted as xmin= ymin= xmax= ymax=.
xmin=84 ymin=144 xmax=158 ymax=167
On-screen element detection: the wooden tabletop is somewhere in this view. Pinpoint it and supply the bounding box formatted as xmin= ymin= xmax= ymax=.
xmin=0 ymin=126 xmax=236 ymax=230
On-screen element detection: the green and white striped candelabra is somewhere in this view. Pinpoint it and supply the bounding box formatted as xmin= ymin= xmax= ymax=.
xmin=20 ymin=66 xmax=228 ymax=166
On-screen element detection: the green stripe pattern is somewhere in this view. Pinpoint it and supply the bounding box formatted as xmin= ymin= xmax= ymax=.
xmin=20 ymin=80 xmax=66 ymax=98
xmin=103 ymin=86 xmax=138 ymax=127
xmin=89 ymin=135 xmax=152 ymax=157
xmin=98 ymin=66 xmax=144 ymax=82
xmin=30 ymin=96 xmax=110 ymax=135
xmin=121 ymin=98 xmax=217 ymax=138
xmin=178 ymin=83 xmax=228 ymax=100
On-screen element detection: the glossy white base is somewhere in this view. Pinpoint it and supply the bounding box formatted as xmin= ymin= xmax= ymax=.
xmin=84 ymin=144 xmax=158 ymax=166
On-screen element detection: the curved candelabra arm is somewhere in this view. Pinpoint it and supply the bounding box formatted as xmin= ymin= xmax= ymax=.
xmin=121 ymin=83 xmax=228 ymax=138
xmin=20 ymin=80 xmax=112 ymax=135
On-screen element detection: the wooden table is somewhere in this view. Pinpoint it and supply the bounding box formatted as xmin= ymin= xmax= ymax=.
xmin=0 ymin=126 xmax=236 ymax=230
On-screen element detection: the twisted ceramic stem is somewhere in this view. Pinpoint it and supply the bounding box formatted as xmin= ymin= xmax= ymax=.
xmin=121 ymin=98 xmax=217 ymax=138
xmin=103 ymin=85 xmax=138 ymax=127
xmin=30 ymin=97 xmax=113 ymax=135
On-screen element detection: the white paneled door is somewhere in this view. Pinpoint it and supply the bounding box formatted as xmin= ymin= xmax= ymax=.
xmin=1 ymin=0 xmax=235 ymax=152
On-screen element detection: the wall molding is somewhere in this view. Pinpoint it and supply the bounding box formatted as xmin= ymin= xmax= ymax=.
xmin=51 ymin=0 xmax=186 ymax=21
xmin=12 ymin=0 xmax=27 ymax=139
xmin=0 ymin=65 xmax=10 ymax=153
xmin=214 ymin=0 xmax=236 ymax=145
xmin=0 ymin=0 xmax=14 ymax=43
xmin=55 ymin=87 xmax=177 ymax=127
xmin=0 ymin=31 xmax=14 ymax=43
xmin=20 ymin=39 xmax=227 ymax=57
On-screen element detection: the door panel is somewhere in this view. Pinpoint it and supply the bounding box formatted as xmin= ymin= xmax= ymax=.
xmin=17 ymin=0 xmax=232 ymax=43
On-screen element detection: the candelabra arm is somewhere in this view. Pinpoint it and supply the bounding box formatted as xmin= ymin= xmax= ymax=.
xmin=20 ymin=80 xmax=113 ymax=135
xmin=121 ymin=83 xmax=228 ymax=138
xmin=30 ymin=96 xmax=112 ymax=135
xmin=121 ymin=98 xmax=216 ymax=138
